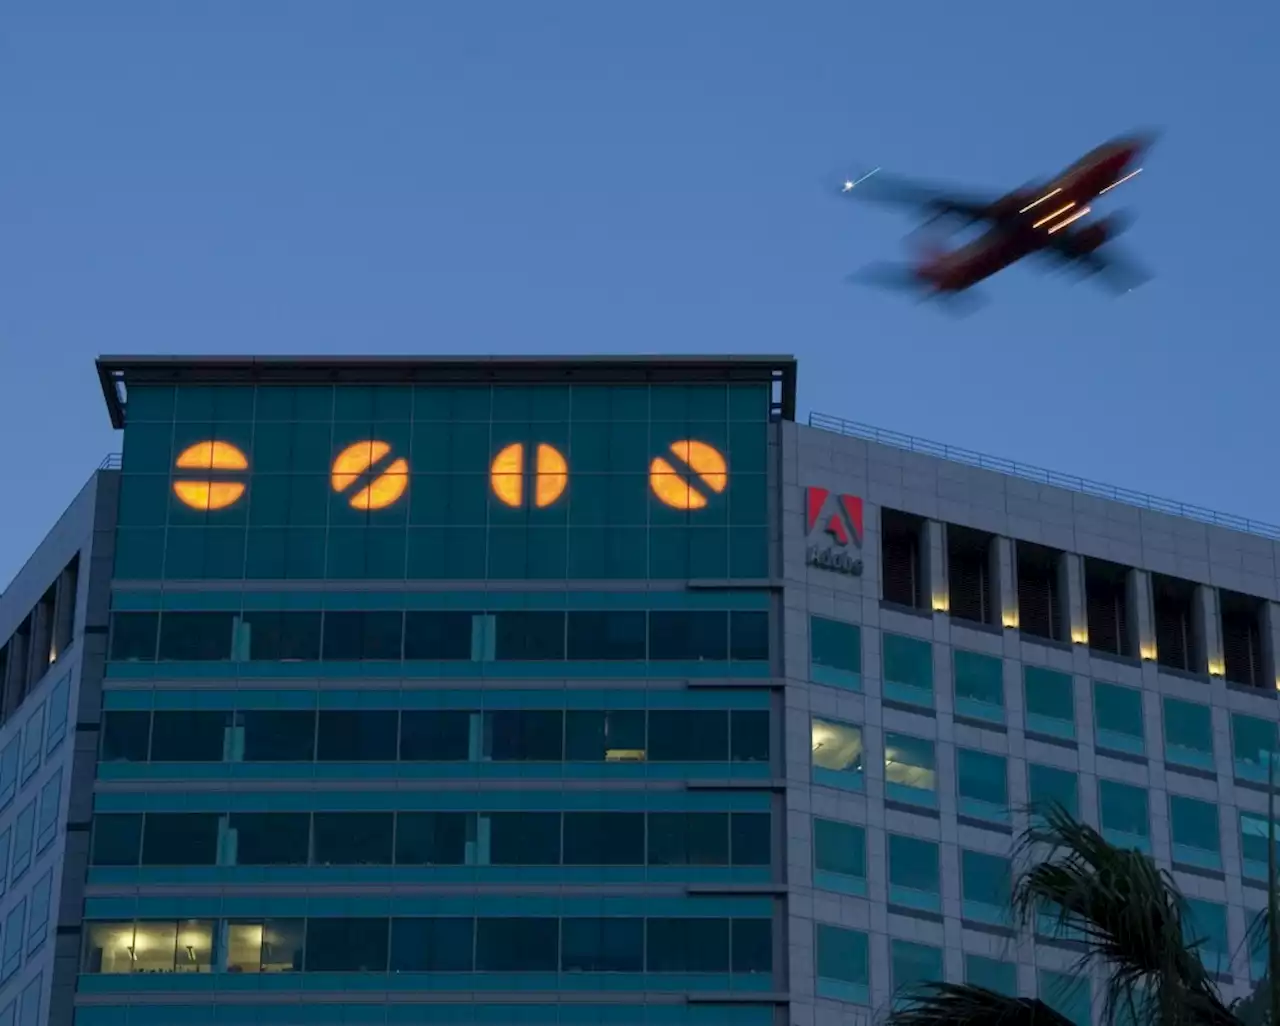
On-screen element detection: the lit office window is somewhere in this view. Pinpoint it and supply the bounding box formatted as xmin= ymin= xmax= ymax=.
xmin=812 ymin=718 xmax=864 ymax=791
xmin=884 ymin=733 xmax=937 ymax=808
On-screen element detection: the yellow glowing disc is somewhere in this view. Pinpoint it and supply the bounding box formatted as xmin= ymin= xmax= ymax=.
xmin=491 ymin=442 xmax=525 ymax=508
xmin=649 ymin=440 xmax=728 ymax=510
xmin=330 ymin=440 xmax=409 ymax=510
xmin=491 ymin=442 xmax=569 ymax=508
xmin=172 ymin=440 xmax=249 ymax=510
xmin=534 ymin=443 xmax=568 ymax=508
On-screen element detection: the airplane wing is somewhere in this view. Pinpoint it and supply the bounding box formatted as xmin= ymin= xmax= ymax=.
xmin=838 ymin=170 xmax=999 ymax=224
xmin=1041 ymin=233 xmax=1150 ymax=294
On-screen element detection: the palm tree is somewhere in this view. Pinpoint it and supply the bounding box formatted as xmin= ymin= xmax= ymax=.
xmin=884 ymin=802 xmax=1272 ymax=1026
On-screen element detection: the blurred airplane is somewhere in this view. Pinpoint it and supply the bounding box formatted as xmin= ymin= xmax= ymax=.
xmin=838 ymin=132 xmax=1155 ymax=301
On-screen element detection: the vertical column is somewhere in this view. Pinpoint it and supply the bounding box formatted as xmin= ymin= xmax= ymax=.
xmin=922 ymin=520 xmax=948 ymax=613
xmin=1262 ymin=602 xmax=1280 ymax=691
xmin=992 ymin=537 xmax=1017 ymax=629
xmin=1126 ymin=568 xmax=1156 ymax=663
xmin=1060 ymin=553 xmax=1087 ymax=645
xmin=1195 ymin=585 xmax=1224 ymax=677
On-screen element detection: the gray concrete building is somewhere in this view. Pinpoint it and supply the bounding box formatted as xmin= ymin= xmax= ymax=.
xmin=1 ymin=355 xmax=1277 ymax=1026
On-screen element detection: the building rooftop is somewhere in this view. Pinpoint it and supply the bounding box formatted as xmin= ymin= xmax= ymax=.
xmin=95 ymin=354 xmax=798 ymax=429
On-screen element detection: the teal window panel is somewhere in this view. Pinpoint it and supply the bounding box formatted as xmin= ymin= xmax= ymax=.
xmin=1239 ymin=812 xmax=1280 ymax=882
xmin=1097 ymin=779 xmax=1150 ymax=852
xmin=956 ymin=748 xmax=1009 ymax=823
xmin=1024 ymin=665 xmax=1075 ymax=739
xmin=966 ymin=955 xmax=1016 ymax=996
xmin=1232 ymin=713 xmax=1278 ymax=784
xmin=960 ymin=849 xmax=1011 ymax=925
xmin=1027 ymin=763 xmax=1078 ymax=821
xmin=890 ymin=940 xmax=942 ymax=1008
xmin=1163 ymin=697 xmax=1214 ymax=771
xmin=953 ymin=649 xmax=1004 ymax=723
xmin=815 ymin=923 xmax=869 ymax=1005
xmin=884 ymin=732 xmax=936 ymax=808
xmin=810 ymin=617 xmax=861 ymax=691
xmin=1169 ymin=794 xmax=1221 ymax=870
xmin=1092 ymin=681 xmax=1145 ymax=756
xmin=1040 ymin=970 xmax=1091 ymax=1026
xmin=882 ymin=634 xmax=934 ymax=709
xmin=887 ymin=834 xmax=940 ymax=912
xmin=811 ymin=718 xmax=864 ymax=792
xmin=1183 ymin=899 xmax=1230 ymax=976
xmin=813 ymin=818 xmax=866 ymax=896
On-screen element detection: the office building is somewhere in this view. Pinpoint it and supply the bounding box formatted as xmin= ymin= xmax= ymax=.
xmin=2 ymin=354 xmax=1278 ymax=1026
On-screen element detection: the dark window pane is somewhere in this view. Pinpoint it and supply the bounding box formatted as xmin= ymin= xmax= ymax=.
xmin=91 ymin=813 xmax=143 ymax=866
xmin=400 ymin=710 xmax=471 ymax=761
xmin=564 ymin=710 xmax=646 ymax=761
xmin=731 ymin=710 xmax=770 ymax=762
xmin=158 ymin=612 xmax=235 ymax=661
xmin=563 ymin=812 xmax=645 ymax=865
xmin=240 ymin=711 xmax=316 ymax=762
xmin=730 ymin=612 xmax=770 ymax=661
xmin=475 ymin=918 xmax=558 ymax=972
xmin=150 ymin=711 xmax=228 ymax=762
xmin=732 ymin=919 xmax=772 ymax=973
xmin=561 ymin=918 xmax=644 ymax=973
xmin=101 ymin=712 xmax=151 ymax=762
xmin=567 ymin=612 xmax=647 ymax=661
xmin=649 ymin=710 xmax=729 ymax=761
xmin=489 ymin=812 xmax=561 ymax=865
xmin=390 ymin=918 xmax=474 ymax=972
xmin=317 ymin=710 xmax=398 ymax=761
xmin=649 ymin=612 xmax=728 ymax=661
xmin=109 ymin=612 xmax=158 ymax=661
xmin=304 ymin=918 xmax=389 ymax=972
xmin=647 ymin=918 xmax=730 ymax=973
xmin=313 ymin=812 xmax=394 ymax=865
xmin=731 ymin=813 xmax=771 ymax=866
xmin=322 ymin=611 xmax=404 ymax=661
xmin=404 ymin=612 xmax=475 ymax=660
xmin=485 ymin=710 xmax=563 ymax=761
xmin=395 ymin=812 xmax=470 ymax=866
xmin=647 ymin=813 xmax=729 ymax=866
xmin=141 ymin=813 xmax=219 ymax=866
xmin=243 ymin=611 xmax=321 ymax=661
xmin=495 ymin=612 xmax=566 ymax=660
xmin=228 ymin=813 xmax=310 ymax=865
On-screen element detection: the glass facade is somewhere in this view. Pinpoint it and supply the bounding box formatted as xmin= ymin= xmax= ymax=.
xmin=112 ymin=382 xmax=772 ymax=582
xmin=86 ymin=364 xmax=783 ymax=1026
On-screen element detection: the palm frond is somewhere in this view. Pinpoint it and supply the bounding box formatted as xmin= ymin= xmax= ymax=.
xmin=1011 ymin=802 xmax=1236 ymax=1026
xmin=884 ymin=982 xmax=1076 ymax=1026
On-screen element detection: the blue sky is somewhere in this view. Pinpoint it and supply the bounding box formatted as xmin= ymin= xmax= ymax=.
xmin=1 ymin=2 xmax=1277 ymax=588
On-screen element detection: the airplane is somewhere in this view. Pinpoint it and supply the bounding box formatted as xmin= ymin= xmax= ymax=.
xmin=838 ymin=132 xmax=1154 ymax=300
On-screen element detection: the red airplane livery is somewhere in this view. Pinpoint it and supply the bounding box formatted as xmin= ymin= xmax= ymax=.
xmin=839 ymin=131 xmax=1155 ymax=301
xmin=805 ymin=487 xmax=864 ymax=576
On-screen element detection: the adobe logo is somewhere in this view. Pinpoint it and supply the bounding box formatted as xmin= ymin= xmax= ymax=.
xmin=805 ymin=486 xmax=864 ymax=576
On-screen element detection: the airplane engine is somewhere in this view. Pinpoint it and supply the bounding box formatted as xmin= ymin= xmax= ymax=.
xmin=1070 ymin=213 xmax=1132 ymax=254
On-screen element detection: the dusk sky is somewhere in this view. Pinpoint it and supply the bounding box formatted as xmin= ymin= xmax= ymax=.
xmin=2 ymin=2 xmax=1277 ymax=588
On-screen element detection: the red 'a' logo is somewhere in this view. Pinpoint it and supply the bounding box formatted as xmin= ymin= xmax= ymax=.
xmin=806 ymin=487 xmax=864 ymax=547
xmin=805 ymin=487 xmax=864 ymax=576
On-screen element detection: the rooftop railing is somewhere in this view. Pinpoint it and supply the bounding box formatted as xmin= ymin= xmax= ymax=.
xmin=808 ymin=411 xmax=1280 ymax=542
xmin=99 ymin=453 xmax=122 ymax=470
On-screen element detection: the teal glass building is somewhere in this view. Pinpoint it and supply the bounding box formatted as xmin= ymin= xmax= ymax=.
xmin=75 ymin=355 xmax=794 ymax=1026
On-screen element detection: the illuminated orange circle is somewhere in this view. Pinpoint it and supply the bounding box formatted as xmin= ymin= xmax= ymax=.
xmin=330 ymin=440 xmax=409 ymax=511
xmin=172 ymin=440 xmax=248 ymax=511
xmin=490 ymin=442 xmax=569 ymax=509
xmin=649 ymin=440 xmax=728 ymax=510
